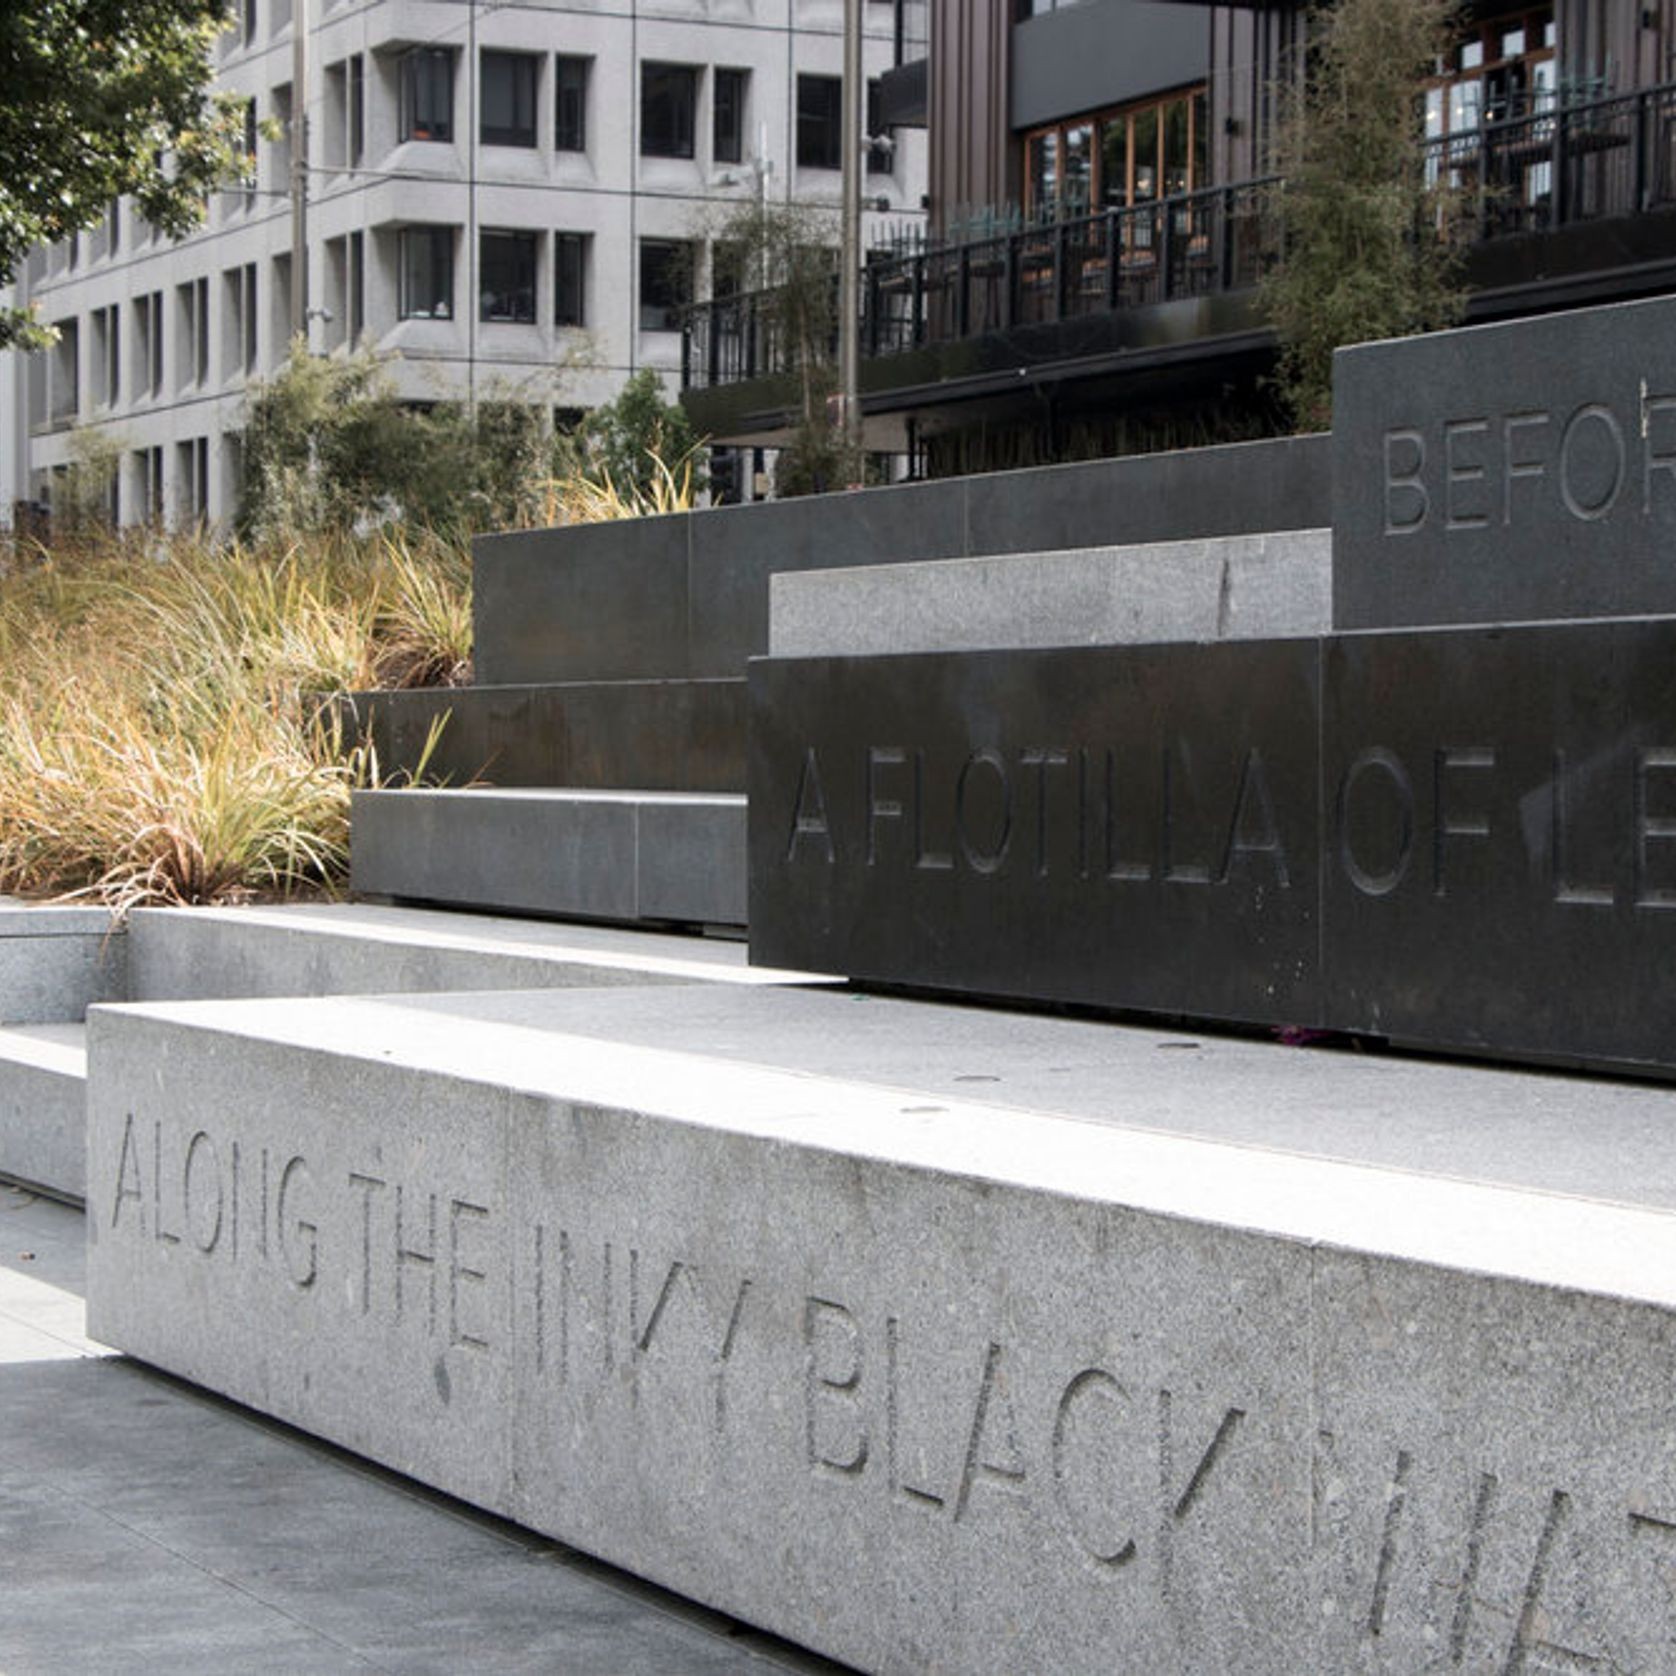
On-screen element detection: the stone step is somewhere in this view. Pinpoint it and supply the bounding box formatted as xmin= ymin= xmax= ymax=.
xmin=82 ymin=981 xmax=1676 ymax=1674
xmin=0 ymin=1023 xmax=86 ymax=1204
xmin=124 ymin=900 xmax=790 ymax=1004
xmin=0 ymin=903 xmax=821 ymax=1203
xmin=334 ymin=677 xmax=746 ymax=793
xmin=767 ymin=528 xmax=1332 ymax=659
xmin=474 ymin=435 xmax=1331 ymax=684
xmin=0 ymin=902 xmax=125 ymax=1027
xmin=351 ymin=788 xmax=748 ymax=929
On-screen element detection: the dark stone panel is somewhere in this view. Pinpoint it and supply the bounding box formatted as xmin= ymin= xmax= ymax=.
xmin=473 ymin=518 xmax=690 ymax=686
xmin=961 ymin=435 xmax=1333 ymax=557
xmin=1323 ymin=618 xmax=1676 ymax=1074
xmin=352 ymin=791 xmax=639 ymax=922
xmin=1012 ymin=0 xmax=1208 ymax=133
xmin=1332 ymin=294 xmax=1676 ymax=629
xmin=335 ymin=680 xmax=747 ymax=792
xmin=686 ymin=479 xmax=968 ymax=679
xmin=749 ymin=642 xmax=1323 ymax=1025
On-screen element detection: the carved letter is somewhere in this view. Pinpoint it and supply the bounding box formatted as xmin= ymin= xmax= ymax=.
xmin=1383 ymin=429 xmax=1429 ymax=535
xmin=1559 ymin=403 xmax=1625 ymax=521
xmin=804 ymin=1297 xmax=868 ymax=1476
xmin=786 ymin=747 xmax=836 ymax=864
xmin=1337 ymin=748 xmax=1415 ymax=897
xmin=277 ymin=1155 xmax=318 ymax=1289
xmin=112 ymin=1113 xmax=145 ymax=1234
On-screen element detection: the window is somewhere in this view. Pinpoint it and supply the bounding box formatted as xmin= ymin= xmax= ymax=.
xmin=639 ymin=238 xmax=692 ymax=331
xmin=480 ymin=229 xmax=538 ymax=323
xmin=714 ymin=68 xmax=747 ymax=165
xmin=133 ymin=292 xmax=164 ymax=398
xmin=242 ymin=0 xmax=257 ymax=47
xmin=555 ymin=232 xmax=587 ymax=327
xmin=177 ymin=437 xmax=210 ymax=525
xmin=641 ymin=63 xmax=698 ymax=159
xmin=866 ymin=79 xmax=891 ymax=175
xmin=556 ymin=55 xmax=588 ymax=152
xmin=482 ymin=50 xmax=539 ymax=147
xmin=796 ymin=74 xmax=842 ymax=170
xmin=177 ymin=276 xmax=210 ymax=387
xmin=1023 ymin=86 xmax=1207 ymax=220
xmin=92 ymin=306 xmax=120 ymax=407
xmin=224 ymin=263 xmax=258 ymax=376
xmin=349 ymin=54 xmax=365 ymax=165
xmin=134 ymin=447 xmax=165 ymax=524
xmin=401 ymin=48 xmax=454 ymax=142
xmin=348 ymin=231 xmax=365 ymax=342
xmin=399 ymin=226 xmax=454 ymax=319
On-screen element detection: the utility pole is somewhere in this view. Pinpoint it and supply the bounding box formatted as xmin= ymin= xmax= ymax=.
xmin=839 ymin=0 xmax=861 ymax=470
xmin=290 ymin=0 xmax=309 ymax=341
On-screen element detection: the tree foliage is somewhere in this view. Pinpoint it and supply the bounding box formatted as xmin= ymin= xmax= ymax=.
xmin=239 ymin=344 xmax=564 ymax=539
xmin=708 ymin=199 xmax=861 ymax=496
xmin=0 ymin=0 xmax=249 ymax=346
xmin=1261 ymin=0 xmax=1466 ymax=430
xmin=577 ymin=368 xmax=703 ymax=503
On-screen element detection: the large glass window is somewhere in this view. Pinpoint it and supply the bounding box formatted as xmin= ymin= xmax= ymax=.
xmin=399 ymin=226 xmax=454 ymax=319
xmin=482 ymin=50 xmax=539 ymax=147
xmin=1021 ymin=87 xmax=1207 ymax=221
xmin=639 ymin=238 xmax=692 ymax=330
xmin=480 ymin=229 xmax=538 ymax=323
xmin=641 ymin=63 xmax=698 ymax=159
xmin=1424 ymin=7 xmax=1556 ymax=209
xmin=555 ymin=232 xmax=587 ymax=327
xmin=556 ymin=55 xmax=589 ymax=152
xmin=401 ymin=48 xmax=454 ymax=143
xmin=797 ymin=74 xmax=842 ymax=170
xmin=714 ymin=68 xmax=747 ymax=165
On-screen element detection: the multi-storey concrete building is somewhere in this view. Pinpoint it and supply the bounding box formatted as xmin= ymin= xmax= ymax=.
xmin=4 ymin=0 xmax=925 ymax=527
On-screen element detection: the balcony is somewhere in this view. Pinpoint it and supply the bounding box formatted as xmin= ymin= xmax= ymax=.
xmin=683 ymin=79 xmax=1676 ymax=441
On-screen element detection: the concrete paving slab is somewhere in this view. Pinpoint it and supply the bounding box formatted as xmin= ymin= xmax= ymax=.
xmin=0 ymin=1186 xmax=847 ymax=1675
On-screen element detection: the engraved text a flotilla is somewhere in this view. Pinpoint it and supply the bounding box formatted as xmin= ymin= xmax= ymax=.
xmin=785 ymin=741 xmax=1676 ymax=908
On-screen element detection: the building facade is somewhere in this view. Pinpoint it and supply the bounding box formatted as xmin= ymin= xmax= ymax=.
xmin=6 ymin=0 xmax=926 ymax=527
xmin=686 ymin=0 xmax=1676 ymax=473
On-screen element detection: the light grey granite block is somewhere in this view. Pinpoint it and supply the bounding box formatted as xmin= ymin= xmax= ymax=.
xmin=0 ymin=1024 xmax=85 ymax=1202
xmin=83 ymin=987 xmax=1676 ymax=1674
xmin=767 ymin=529 xmax=1332 ymax=658
xmin=351 ymin=789 xmax=747 ymax=928
xmin=126 ymin=902 xmax=790 ymax=1005
xmin=0 ymin=904 xmax=125 ymax=1025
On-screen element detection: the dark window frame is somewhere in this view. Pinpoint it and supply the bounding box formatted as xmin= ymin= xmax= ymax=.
xmin=399 ymin=225 xmax=455 ymax=319
xmin=555 ymin=55 xmax=589 ymax=151
xmin=480 ymin=228 xmax=539 ymax=324
xmin=714 ymin=67 xmax=747 ymax=164
xmin=639 ymin=238 xmax=693 ymax=331
xmin=555 ymin=231 xmax=587 ymax=327
xmin=401 ymin=47 xmax=455 ymax=143
xmin=481 ymin=49 xmax=540 ymax=147
xmin=796 ymin=73 xmax=842 ymax=171
xmin=641 ymin=62 xmax=699 ymax=159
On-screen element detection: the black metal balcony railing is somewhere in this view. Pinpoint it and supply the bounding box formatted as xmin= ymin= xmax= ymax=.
xmin=683 ymin=78 xmax=1676 ymax=393
xmin=1423 ymin=77 xmax=1676 ymax=238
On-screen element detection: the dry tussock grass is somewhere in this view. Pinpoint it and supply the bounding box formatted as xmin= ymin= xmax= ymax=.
xmin=0 ymin=527 xmax=472 ymax=913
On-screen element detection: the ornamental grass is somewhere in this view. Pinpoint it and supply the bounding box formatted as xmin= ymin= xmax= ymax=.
xmin=0 ymin=526 xmax=471 ymax=913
